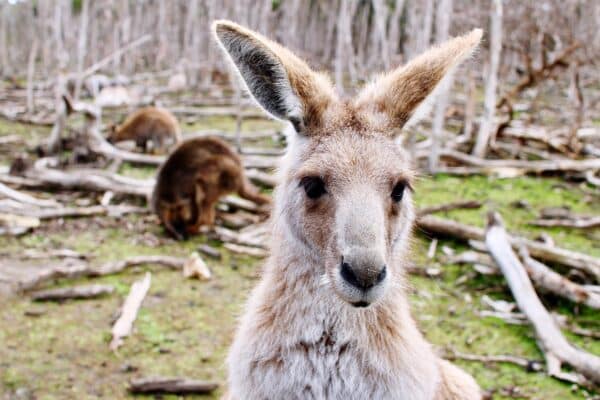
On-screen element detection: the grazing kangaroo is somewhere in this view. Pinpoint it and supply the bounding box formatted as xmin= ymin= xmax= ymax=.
xmin=108 ymin=107 xmax=182 ymax=153
xmin=152 ymin=136 xmax=270 ymax=240
xmin=214 ymin=20 xmax=482 ymax=400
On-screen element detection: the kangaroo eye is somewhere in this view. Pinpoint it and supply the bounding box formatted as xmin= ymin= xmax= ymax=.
xmin=391 ymin=182 xmax=406 ymax=202
xmin=300 ymin=176 xmax=326 ymax=199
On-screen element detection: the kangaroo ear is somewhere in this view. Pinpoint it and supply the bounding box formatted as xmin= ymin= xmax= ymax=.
xmin=212 ymin=20 xmax=337 ymax=135
xmin=355 ymin=29 xmax=483 ymax=132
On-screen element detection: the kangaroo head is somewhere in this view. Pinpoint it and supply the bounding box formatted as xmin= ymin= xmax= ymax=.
xmin=214 ymin=20 xmax=481 ymax=308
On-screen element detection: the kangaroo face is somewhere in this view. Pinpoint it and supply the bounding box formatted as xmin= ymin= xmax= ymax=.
xmin=214 ymin=20 xmax=481 ymax=307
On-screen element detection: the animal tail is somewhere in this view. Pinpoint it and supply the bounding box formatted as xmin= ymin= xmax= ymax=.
xmin=238 ymin=174 xmax=271 ymax=206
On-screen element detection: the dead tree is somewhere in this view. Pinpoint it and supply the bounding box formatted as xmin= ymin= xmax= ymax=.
xmin=428 ymin=0 xmax=453 ymax=172
xmin=472 ymin=0 xmax=502 ymax=157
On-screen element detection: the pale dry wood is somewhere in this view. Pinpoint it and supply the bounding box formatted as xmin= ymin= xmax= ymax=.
xmin=129 ymin=377 xmax=218 ymax=395
xmin=519 ymin=247 xmax=600 ymax=310
xmin=197 ymin=244 xmax=222 ymax=260
xmin=0 ymin=204 xmax=149 ymax=220
xmin=486 ymin=212 xmax=600 ymax=386
xmin=224 ymin=243 xmax=268 ymax=258
xmin=440 ymin=148 xmax=600 ymax=173
xmin=472 ymin=0 xmax=502 ymax=157
xmin=182 ymin=253 xmax=211 ymax=280
xmin=92 ymin=255 xmax=185 ymax=276
xmin=31 ymin=284 xmax=114 ymax=301
xmin=529 ymin=216 xmax=600 ymax=229
xmin=417 ymin=215 xmax=600 ymax=279
xmin=110 ymin=272 xmax=151 ymax=351
xmin=0 ymin=181 xmax=59 ymax=208
xmin=444 ymin=349 xmax=543 ymax=372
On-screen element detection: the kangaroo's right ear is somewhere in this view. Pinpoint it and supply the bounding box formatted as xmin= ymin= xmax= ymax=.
xmin=212 ymin=20 xmax=337 ymax=135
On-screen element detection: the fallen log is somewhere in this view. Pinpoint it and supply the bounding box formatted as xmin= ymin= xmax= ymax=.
xmin=518 ymin=247 xmax=600 ymax=310
xmin=224 ymin=243 xmax=268 ymax=258
xmin=16 ymin=162 xmax=152 ymax=199
xmin=31 ymin=284 xmax=114 ymax=301
xmin=0 ymin=204 xmax=149 ymax=220
xmin=529 ymin=216 xmax=600 ymax=229
xmin=439 ymin=148 xmax=600 ymax=173
xmin=197 ymin=244 xmax=222 ymax=260
xmin=91 ymin=255 xmax=186 ymax=276
xmin=417 ymin=215 xmax=600 ymax=280
xmin=444 ymin=349 xmax=543 ymax=372
xmin=128 ymin=377 xmax=218 ymax=395
xmin=110 ymin=272 xmax=151 ymax=351
xmin=18 ymin=255 xmax=188 ymax=291
xmin=485 ymin=212 xmax=600 ymax=387
xmin=0 ymin=182 xmax=60 ymax=208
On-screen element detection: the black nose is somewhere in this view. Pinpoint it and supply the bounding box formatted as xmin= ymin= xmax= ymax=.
xmin=340 ymin=260 xmax=387 ymax=291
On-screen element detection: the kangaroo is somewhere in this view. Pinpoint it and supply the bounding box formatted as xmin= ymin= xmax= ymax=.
xmin=152 ymin=136 xmax=270 ymax=240
xmin=213 ymin=20 xmax=483 ymax=399
xmin=108 ymin=107 xmax=182 ymax=153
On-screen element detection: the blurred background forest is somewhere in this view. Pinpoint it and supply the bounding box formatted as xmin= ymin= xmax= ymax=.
xmin=0 ymin=0 xmax=599 ymax=399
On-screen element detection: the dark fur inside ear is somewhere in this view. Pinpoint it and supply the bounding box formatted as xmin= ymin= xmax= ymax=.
xmin=215 ymin=24 xmax=300 ymax=129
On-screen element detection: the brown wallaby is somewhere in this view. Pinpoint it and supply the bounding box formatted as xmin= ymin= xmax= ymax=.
xmin=108 ymin=107 xmax=182 ymax=153
xmin=214 ymin=20 xmax=483 ymax=399
xmin=152 ymin=136 xmax=270 ymax=240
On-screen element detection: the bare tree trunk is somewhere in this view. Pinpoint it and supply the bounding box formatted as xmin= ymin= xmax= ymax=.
xmin=473 ymin=0 xmax=502 ymax=157
xmin=0 ymin=3 xmax=8 ymax=77
xmin=372 ymin=0 xmax=390 ymax=70
xmin=74 ymin=0 xmax=90 ymax=100
xmin=26 ymin=39 xmax=38 ymax=113
xmin=460 ymin=70 xmax=477 ymax=143
xmin=418 ymin=0 xmax=434 ymax=52
xmin=388 ymin=0 xmax=406 ymax=60
xmin=428 ymin=0 xmax=453 ymax=172
xmin=335 ymin=0 xmax=358 ymax=93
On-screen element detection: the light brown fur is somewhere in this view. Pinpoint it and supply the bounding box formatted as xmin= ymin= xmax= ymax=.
xmin=108 ymin=107 xmax=182 ymax=153
xmin=214 ymin=20 xmax=483 ymax=399
xmin=152 ymin=137 xmax=270 ymax=240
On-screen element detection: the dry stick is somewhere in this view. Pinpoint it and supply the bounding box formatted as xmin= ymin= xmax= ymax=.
xmin=485 ymin=212 xmax=600 ymax=387
xmin=18 ymin=256 xmax=187 ymax=291
xmin=24 ymin=205 xmax=149 ymax=220
xmin=129 ymin=377 xmax=218 ymax=395
xmin=224 ymin=243 xmax=268 ymax=258
xmin=31 ymin=284 xmax=114 ymax=301
xmin=19 ymin=163 xmax=152 ymax=199
xmin=91 ymin=255 xmax=185 ymax=276
xmin=417 ymin=215 xmax=600 ymax=280
xmin=444 ymin=349 xmax=543 ymax=372
xmin=0 ymin=181 xmax=59 ymax=207
xmin=518 ymin=247 xmax=600 ymax=310
xmin=440 ymin=148 xmax=600 ymax=173
xmin=110 ymin=272 xmax=151 ymax=351
xmin=529 ymin=217 xmax=600 ymax=229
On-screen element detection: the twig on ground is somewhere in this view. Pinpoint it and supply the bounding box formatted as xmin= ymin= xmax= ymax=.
xmin=31 ymin=284 xmax=114 ymax=301
xmin=128 ymin=377 xmax=218 ymax=395
xmin=110 ymin=272 xmax=151 ymax=351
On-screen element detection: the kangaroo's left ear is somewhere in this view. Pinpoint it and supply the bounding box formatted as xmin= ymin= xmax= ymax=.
xmin=355 ymin=29 xmax=483 ymax=133
xmin=213 ymin=20 xmax=337 ymax=135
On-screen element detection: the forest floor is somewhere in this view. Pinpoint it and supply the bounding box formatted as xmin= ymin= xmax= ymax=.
xmin=0 ymin=113 xmax=599 ymax=400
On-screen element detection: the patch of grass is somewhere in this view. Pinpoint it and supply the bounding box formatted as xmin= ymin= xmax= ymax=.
xmin=0 ymin=117 xmax=598 ymax=398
